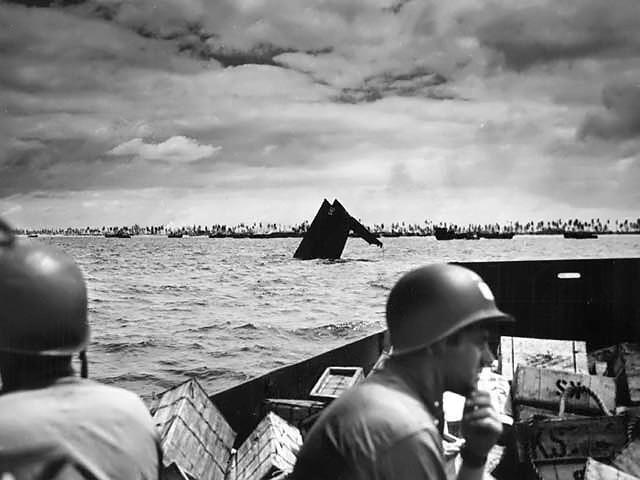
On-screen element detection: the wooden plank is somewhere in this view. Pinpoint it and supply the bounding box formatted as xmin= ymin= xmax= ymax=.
xmin=585 ymin=458 xmax=640 ymax=480
xmin=514 ymin=366 xmax=616 ymax=414
xmin=500 ymin=336 xmax=588 ymax=381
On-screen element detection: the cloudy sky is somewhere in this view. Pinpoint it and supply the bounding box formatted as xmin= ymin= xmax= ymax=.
xmin=1 ymin=0 xmax=639 ymax=228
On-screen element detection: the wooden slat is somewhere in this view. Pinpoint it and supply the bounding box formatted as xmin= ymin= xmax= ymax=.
xmin=585 ymin=458 xmax=640 ymax=480
xmin=500 ymin=336 xmax=588 ymax=381
xmin=514 ymin=366 xmax=616 ymax=414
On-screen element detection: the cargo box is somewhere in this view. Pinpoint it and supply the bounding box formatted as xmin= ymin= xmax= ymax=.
xmin=514 ymin=415 xmax=631 ymax=478
xmin=153 ymin=378 xmax=236 ymax=480
xmin=500 ymin=336 xmax=588 ymax=381
xmin=514 ymin=366 xmax=616 ymax=414
xmin=231 ymin=412 xmax=302 ymax=480
xmin=309 ymin=366 xmax=364 ymax=401
xmin=262 ymin=398 xmax=326 ymax=429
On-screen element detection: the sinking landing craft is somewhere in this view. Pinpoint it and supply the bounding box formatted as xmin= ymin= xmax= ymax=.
xmin=293 ymin=199 xmax=382 ymax=260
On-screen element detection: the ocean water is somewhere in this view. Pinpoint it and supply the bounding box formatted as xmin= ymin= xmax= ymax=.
xmin=35 ymin=234 xmax=640 ymax=401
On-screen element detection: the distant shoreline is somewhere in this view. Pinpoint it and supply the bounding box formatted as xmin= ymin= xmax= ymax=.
xmin=15 ymin=231 xmax=640 ymax=238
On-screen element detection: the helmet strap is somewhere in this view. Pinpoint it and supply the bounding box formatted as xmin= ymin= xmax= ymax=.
xmin=79 ymin=350 xmax=88 ymax=378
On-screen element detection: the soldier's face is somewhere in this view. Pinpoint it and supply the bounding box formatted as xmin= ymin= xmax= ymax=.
xmin=442 ymin=327 xmax=494 ymax=396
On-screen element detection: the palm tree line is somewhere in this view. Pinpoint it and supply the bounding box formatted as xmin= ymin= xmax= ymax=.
xmin=14 ymin=217 xmax=640 ymax=237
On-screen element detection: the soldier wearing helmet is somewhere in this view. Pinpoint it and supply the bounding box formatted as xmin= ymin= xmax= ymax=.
xmin=0 ymin=218 xmax=160 ymax=479
xmin=291 ymin=263 xmax=513 ymax=480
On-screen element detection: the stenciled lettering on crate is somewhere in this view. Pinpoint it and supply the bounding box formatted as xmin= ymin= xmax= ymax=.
xmin=515 ymin=415 xmax=630 ymax=479
xmin=152 ymin=377 xmax=236 ymax=480
xmin=500 ymin=336 xmax=588 ymax=382
xmin=514 ymin=366 xmax=617 ymax=414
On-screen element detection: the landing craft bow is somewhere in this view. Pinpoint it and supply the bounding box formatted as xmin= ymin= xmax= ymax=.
xmin=293 ymin=199 xmax=382 ymax=260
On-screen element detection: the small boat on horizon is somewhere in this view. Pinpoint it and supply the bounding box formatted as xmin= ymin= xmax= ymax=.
xmin=433 ymin=227 xmax=479 ymax=240
xmin=563 ymin=231 xmax=598 ymax=239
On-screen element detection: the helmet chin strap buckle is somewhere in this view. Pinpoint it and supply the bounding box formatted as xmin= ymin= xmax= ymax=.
xmin=0 ymin=218 xmax=16 ymax=247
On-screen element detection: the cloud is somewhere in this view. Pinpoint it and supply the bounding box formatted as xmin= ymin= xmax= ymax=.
xmin=107 ymin=136 xmax=221 ymax=162
xmin=475 ymin=0 xmax=640 ymax=71
xmin=578 ymin=81 xmax=640 ymax=140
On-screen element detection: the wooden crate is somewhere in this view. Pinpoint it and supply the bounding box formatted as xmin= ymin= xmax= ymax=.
xmin=612 ymin=344 xmax=640 ymax=405
xmin=514 ymin=366 xmax=616 ymax=414
xmin=263 ymin=398 xmax=326 ymax=429
xmin=585 ymin=458 xmax=640 ymax=480
xmin=613 ymin=439 xmax=640 ymax=478
xmin=500 ymin=336 xmax=588 ymax=381
xmin=231 ymin=412 xmax=302 ymax=480
xmin=153 ymin=378 xmax=236 ymax=480
xmin=514 ymin=416 xmax=630 ymax=474
xmin=309 ymin=366 xmax=364 ymax=401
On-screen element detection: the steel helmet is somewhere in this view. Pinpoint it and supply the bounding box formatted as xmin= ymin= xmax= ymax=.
xmin=0 ymin=218 xmax=89 ymax=355
xmin=386 ymin=263 xmax=513 ymax=356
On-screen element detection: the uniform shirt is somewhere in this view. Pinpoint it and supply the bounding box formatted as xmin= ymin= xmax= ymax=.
xmin=291 ymin=365 xmax=446 ymax=480
xmin=0 ymin=377 xmax=160 ymax=480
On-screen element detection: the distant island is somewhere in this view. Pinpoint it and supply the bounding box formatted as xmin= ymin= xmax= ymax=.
xmin=14 ymin=217 xmax=640 ymax=237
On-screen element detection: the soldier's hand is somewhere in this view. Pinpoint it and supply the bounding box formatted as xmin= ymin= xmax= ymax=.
xmin=460 ymin=390 xmax=502 ymax=461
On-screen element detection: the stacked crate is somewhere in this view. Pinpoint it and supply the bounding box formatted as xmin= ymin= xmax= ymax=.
xmin=229 ymin=412 xmax=302 ymax=480
xmin=152 ymin=378 xmax=236 ymax=480
xmin=503 ymin=336 xmax=639 ymax=480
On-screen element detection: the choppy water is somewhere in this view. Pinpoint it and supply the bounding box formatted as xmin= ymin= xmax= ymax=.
xmin=34 ymin=234 xmax=639 ymax=401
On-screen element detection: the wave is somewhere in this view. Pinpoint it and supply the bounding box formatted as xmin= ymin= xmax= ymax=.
xmin=292 ymin=320 xmax=372 ymax=339
xmin=98 ymin=339 xmax=157 ymax=353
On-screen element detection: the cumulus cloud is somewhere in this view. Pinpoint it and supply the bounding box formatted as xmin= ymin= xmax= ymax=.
xmin=107 ymin=136 xmax=221 ymax=162
xmin=578 ymin=82 xmax=640 ymax=140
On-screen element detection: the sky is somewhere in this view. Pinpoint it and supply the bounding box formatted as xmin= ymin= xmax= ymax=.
xmin=1 ymin=0 xmax=639 ymax=228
